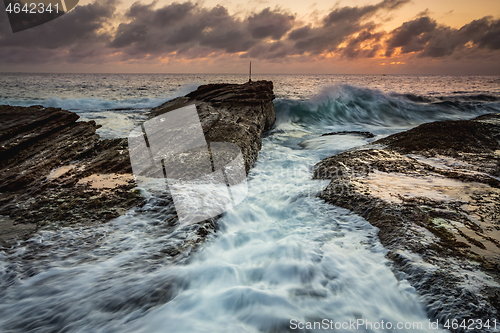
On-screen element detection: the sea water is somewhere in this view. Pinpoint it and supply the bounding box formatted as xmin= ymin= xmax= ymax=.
xmin=0 ymin=74 xmax=499 ymax=332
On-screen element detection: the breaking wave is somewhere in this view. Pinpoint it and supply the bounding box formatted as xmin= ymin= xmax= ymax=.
xmin=0 ymin=82 xmax=201 ymax=112
xmin=0 ymin=96 xmax=169 ymax=111
xmin=275 ymin=84 xmax=500 ymax=128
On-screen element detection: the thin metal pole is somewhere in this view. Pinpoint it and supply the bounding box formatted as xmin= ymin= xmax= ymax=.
xmin=249 ymin=62 xmax=252 ymax=82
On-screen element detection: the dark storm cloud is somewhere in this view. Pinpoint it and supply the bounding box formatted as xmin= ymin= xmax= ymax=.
xmin=460 ymin=17 xmax=500 ymax=50
xmin=109 ymin=3 xmax=294 ymax=58
xmin=323 ymin=0 xmax=409 ymax=26
xmin=287 ymin=0 xmax=409 ymax=56
xmin=0 ymin=0 xmax=499 ymax=66
xmin=385 ymin=16 xmax=437 ymax=56
xmin=418 ymin=26 xmax=461 ymax=57
xmin=288 ymin=25 xmax=311 ymax=41
xmin=0 ymin=0 xmax=116 ymax=64
xmin=248 ymin=8 xmax=294 ymax=40
xmin=1 ymin=0 xmax=406 ymax=63
xmin=0 ymin=0 xmax=117 ymax=48
xmin=110 ymin=2 xmax=198 ymax=49
xmin=385 ymin=16 xmax=500 ymax=58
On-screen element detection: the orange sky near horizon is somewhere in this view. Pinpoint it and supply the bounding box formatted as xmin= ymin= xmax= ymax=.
xmin=62 ymin=0 xmax=500 ymax=73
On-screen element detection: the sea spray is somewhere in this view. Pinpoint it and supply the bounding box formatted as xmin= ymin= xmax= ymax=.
xmin=274 ymin=84 xmax=500 ymax=130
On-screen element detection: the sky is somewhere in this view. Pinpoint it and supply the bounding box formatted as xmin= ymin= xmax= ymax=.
xmin=0 ymin=0 xmax=499 ymax=74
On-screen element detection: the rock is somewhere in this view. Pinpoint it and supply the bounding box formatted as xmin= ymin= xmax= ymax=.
xmin=132 ymin=80 xmax=276 ymax=262
xmin=0 ymin=105 xmax=144 ymax=247
xmin=313 ymin=113 xmax=500 ymax=329
xmin=0 ymin=81 xmax=276 ymax=248
xmin=150 ymin=80 xmax=275 ymax=173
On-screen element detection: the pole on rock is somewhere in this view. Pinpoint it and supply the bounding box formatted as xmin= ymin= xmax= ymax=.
xmin=249 ymin=62 xmax=252 ymax=83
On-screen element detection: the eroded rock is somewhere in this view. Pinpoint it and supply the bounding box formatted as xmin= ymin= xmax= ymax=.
xmin=0 ymin=105 xmax=144 ymax=247
xmin=0 ymin=81 xmax=276 ymax=248
xmin=150 ymin=80 xmax=276 ymax=173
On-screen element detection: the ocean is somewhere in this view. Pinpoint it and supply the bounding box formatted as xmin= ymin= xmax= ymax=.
xmin=1 ymin=73 xmax=499 ymax=138
xmin=0 ymin=74 xmax=499 ymax=332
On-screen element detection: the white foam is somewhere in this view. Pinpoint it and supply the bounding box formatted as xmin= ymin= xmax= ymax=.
xmin=0 ymin=96 xmax=169 ymax=111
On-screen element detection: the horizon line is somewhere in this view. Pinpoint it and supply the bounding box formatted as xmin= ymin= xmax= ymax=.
xmin=1 ymin=72 xmax=499 ymax=76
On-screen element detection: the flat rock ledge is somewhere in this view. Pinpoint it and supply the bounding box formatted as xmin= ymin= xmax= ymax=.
xmin=0 ymin=105 xmax=140 ymax=248
xmin=313 ymin=113 xmax=500 ymax=330
xmin=0 ymin=81 xmax=276 ymax=250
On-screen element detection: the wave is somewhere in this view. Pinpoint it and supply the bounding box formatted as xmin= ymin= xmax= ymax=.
xmin=0 ymin=96 xmax=170 ymax=111
xmin=392 ymin=92 xmax=500 ymax=103
xmin=440 ymin=94 xmax=500 ymax=102
xmin=0 ymin=82 xmax=202 ymax=111
xmin=275 ymin=84 xmax=500 ymax=128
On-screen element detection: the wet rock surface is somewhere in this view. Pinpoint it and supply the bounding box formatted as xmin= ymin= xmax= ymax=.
xmin=314 ymin=113 xmax=500 ymax=330
xmin=0 ymin=105 xmax=142 ymax=247
xmin=150 ymin=80 xmax=276 ymax=173
xmin=0 ymin=81 xmax=276 ymax=249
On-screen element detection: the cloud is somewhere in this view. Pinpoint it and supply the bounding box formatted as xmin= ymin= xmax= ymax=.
xmin=385 ymin=15 xmax=500 ymax=58
xmin=460 ymin=16 xmax=500 ymax=50
xmin=0 ymin=0 xmax=117 ymax=65
xmin=288 ymin=25 xmax=311 ymax=41
xmin=248 ymin=8 xmax=294 ymax=40
xmin=0 ymin=0 xmax=499 ymax=71
xmin=322 ymin=0 xmax=409 ymax=26
xmin=0 ymin=0 xmax=116 ymax=48
xmin=340 ymin=30 xmax=385 ymax=59
xmin=385 ymin=16 xmax=437 ymax=56
xmin=285 ymin=0 xmax=409 ymax=57
xmin=109 ymin=3 xmax=295 ymax=58
xmin=1 ymin=0 xmax=406 ymax=62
